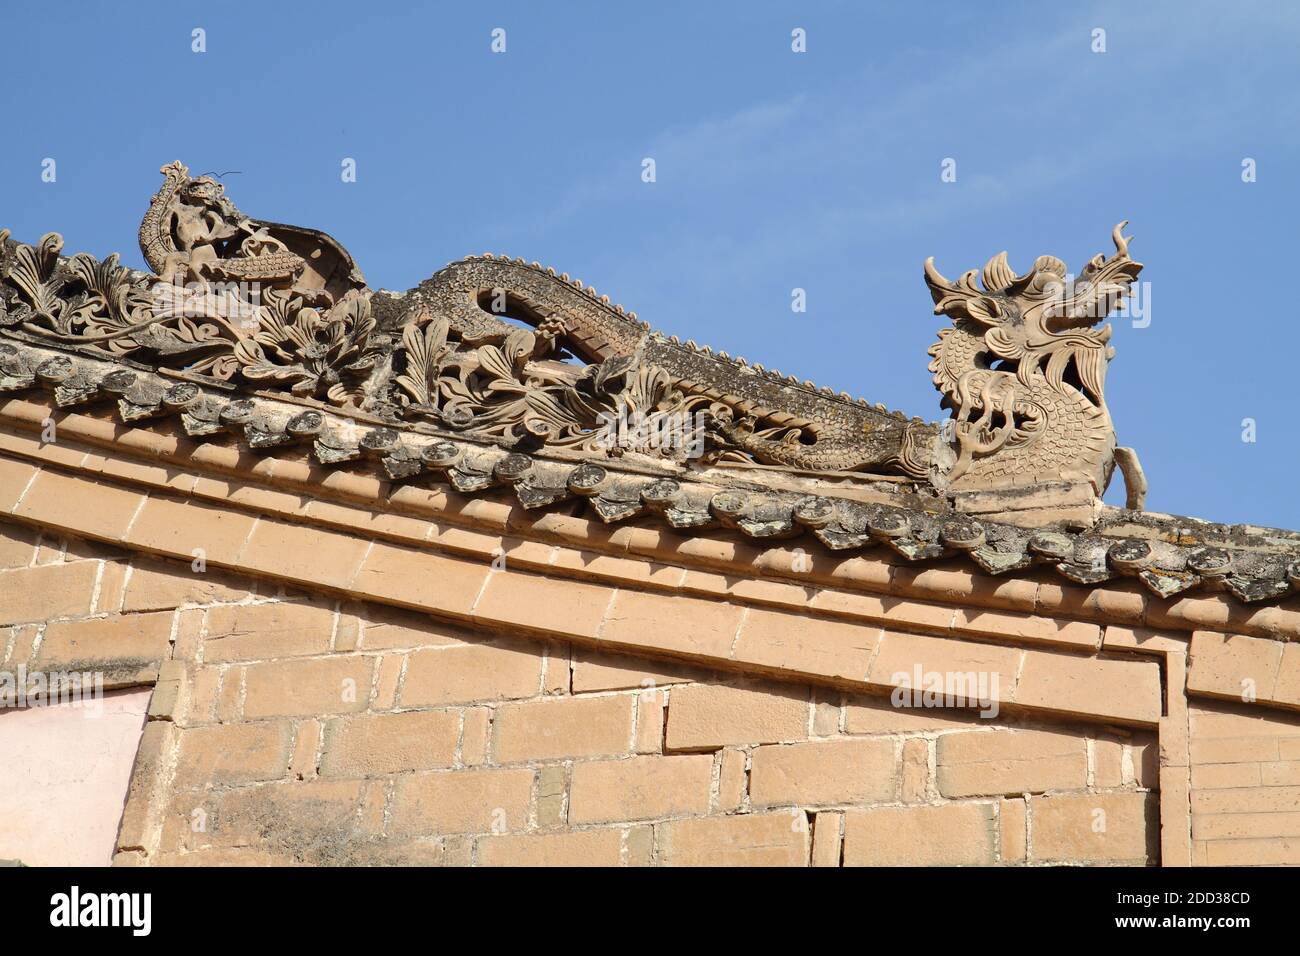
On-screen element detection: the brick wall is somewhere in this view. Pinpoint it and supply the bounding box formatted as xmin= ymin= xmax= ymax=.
xmin=1189 ymin=701 xmax=1300 ymax=865
xmin=3 ymin=524 xmax=1158 ymax=866
xmin=2 ymin=407 xmax=1299 ymax=867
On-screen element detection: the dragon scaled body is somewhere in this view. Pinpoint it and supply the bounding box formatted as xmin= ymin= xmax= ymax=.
xmin=405 ymin=256 xmax=937 ymax=477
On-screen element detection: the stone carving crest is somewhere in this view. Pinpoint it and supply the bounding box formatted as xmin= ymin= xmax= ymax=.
xmin=0 ymin=162 xmax=1146 ymax=497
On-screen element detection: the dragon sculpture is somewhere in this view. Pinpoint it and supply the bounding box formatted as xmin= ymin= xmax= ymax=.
xmin=403 ymin=257 xmax=937 ymax=477
xmin=923 ymin=223 xmax=1144 ymax=500
xmin=139 ymin=161 xmax=366 ymax=306
xmin=0 ymin=162 xmax=1145 ymax=503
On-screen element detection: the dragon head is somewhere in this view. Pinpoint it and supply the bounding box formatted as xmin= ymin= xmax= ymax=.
xmin=923 ymin=222 xmax=1142 ymax=407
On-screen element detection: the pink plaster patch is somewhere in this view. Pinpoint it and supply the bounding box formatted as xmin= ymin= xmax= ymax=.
xmin=0 ymin=687 xmax=152 ymax=866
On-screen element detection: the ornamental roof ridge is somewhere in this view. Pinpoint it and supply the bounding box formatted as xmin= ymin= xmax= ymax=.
xmin=2 ymin=160 xmax=1157 ymax=550
xmin=413 ymin=252 xmax=912 ymax=417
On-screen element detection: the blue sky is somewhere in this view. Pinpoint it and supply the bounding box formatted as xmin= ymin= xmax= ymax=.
xmin=2 ymin=1 xmax=1298 ymax=526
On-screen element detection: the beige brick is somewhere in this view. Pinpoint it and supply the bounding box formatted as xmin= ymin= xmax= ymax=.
xmin=351 ymin=540 xmax=489 ymax=619
xmin=14 ymin=470 xmax=143 ymax=541
xmin=0 ymin=561 xmax=98 ymax=625
xmin=170 ymin=779 xmax=363 ymax=857
xmin=1261 ymin=760 xmax=1300 ymax=786
xmin=844 ymin=804 xmax=996 ymax=866
xmin=717 ymin=748 xmax=747 ymax=811
xmin=813 ymin=697 xmax=841 ymax=735
xmin=936 ymin=729 xmax=1088 ymax=798
xmin=999 ymin=798 xmax=1027 ymax=863
xmin=331 ymin=611 xmax=359 ymax=653
xmin=1187 ymin=630 xmax=1283 ymax=703
xmin=571 ymin=650 xmax=703 ymax=693
xmin=173 ymin=722 xmax=292 ymax=789
xmin=954 ymin=608 xmax=1101 ymax=650
xmin=811 ymin=590 xmax=956 ymax=633
xmin=625 ymin=824 xmax=654 ymax=866
xmin=290 ymin=720 xmax=321 ymax=780
xmin=635 ymin=691 xmax=665 ymax=754
xmin=569 ymin=755 xmax=713 ymax=824
xmin=476 ymin=829 xmax=624 ymax=866
xmin=171 ymin=608 xmax=204 ymax=661
xmin=1271 ymin=642 xmax=1300 ymax=707
xmin=94 ymin=560 xmax=128 ymax=614
xmin=116 ymin=721 xmax=176 ymax=851
xmin=472 ymin=570 xmax=612 ymax=639
xmin=600 ymin=589 xmax=743 ymax=660
xmin=1093 ymin=738 xmax=1125 ymax=789
xmin=1030 ymin=792 xmax=1156 ymax=863
xmin=1190 ymin=762 xmax=1262 ymax=790
xmin=1133 ymin=736 xmax=1159 ymax=787
xmin=1192 ymin=785 xmax=1300 ymax=814
xmin=542 ymin=645 xmax=570 ymax=695
xmin=901 ymin=738 xmax=929 ymax=803
xmin=237 ymin=518 xmax=369 ymax=592
xmin=371 ymin=654 xmax=404 ymax=710
xmin=666 ymin=682 xmax=808 ymax=751
xmin=359 ymin=780 xmax=387 ymax=835
xmin=36 ymin=611 xmax=173 ymax=674
xmin=1203 ymin=837 xmax=1300 ymax=866
xmin=1190 ymin=703 xmax=1300 ymax=739
xmin=1014 ymin=652 xmax=1162 ymax=725
xmin=659 ymin=812 xmax=810 ymax=866
xmin=493 ymin=694 xmax=634 ymax=763
xmin=750 ymin=738 xmax=896 ymax=807
xmin=390 ymin=768 xmax=534 ymax=835
xmin=401 ymin=640 xmax=542 ymax=707
xmin=148 ymin=660 xmax=187 ymax=720
xmin=321 ymin=710 xmax=460 ymax=776
xmin=127 ymin=496 xmax=256 ymax=566
xmin=1159 ymin=765 xmax=1192 ymax=867
xmin=0 ymin=521 xmax=37 ymax=569
xmin=0 ymin=454 xmax=38 ymax=511
xmin=35 ymin=539 xmax=63 ymax=565
xmin=1102 ymin=625 xmax=1187 ymax=655
xmin=358 ymin=606 xmax=469 ymax=650
xmin=188 ymin=666 xmax=221 ymax=723
xmin=866 ymin=631 xmax=1020 ymax=709
xmin=461 ymin=707 xmax=491 ymax=766
xmin=217 ymin=667 xmax=242 ymax=721
xmin=243 ymin=656 xmax=374 ymax=718
xmin=123 ymin=559 xmax=251 ymax=612
xmin=535 ymin=764 xmax=567 ymax=828
xmin=1192 ymin=811 xmax=1300 ymax=840
xmin=732 ymin=609 xmax=879 ymax=682
xmin=1190 ymin=736 xmax=1279 ymax=764
xmin=811 ymin=811 xmax=843 ymax=867
xmin=844 ymin=696 xmax=980 ymax=734
xmin=204 ymin=600 xmax=336 ymax=662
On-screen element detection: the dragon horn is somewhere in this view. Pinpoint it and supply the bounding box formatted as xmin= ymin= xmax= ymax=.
xmin=923 ymin=256 xmax=952 ymax=290
xmin=1112 ymin=221 xmax=1133 ymax=258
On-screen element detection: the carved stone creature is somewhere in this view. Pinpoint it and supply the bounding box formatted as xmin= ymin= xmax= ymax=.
xmin=924 ymin=223 xmax=1143 ymax=495
xmin=404 ymin=256 xmax=937 ymax=478
xmin=139 ymin=162 xmax=366 ymax=306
